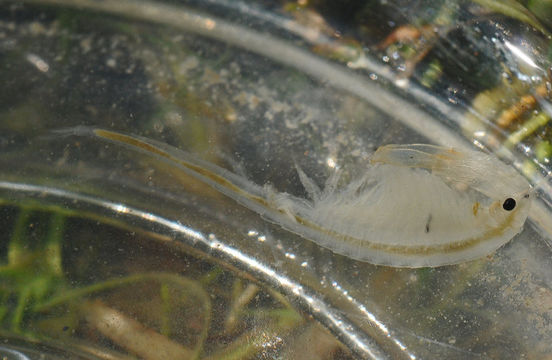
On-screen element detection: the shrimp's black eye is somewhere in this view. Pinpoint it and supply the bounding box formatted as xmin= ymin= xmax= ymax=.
xmin=502 ymin=198 xmax=516 ymax=211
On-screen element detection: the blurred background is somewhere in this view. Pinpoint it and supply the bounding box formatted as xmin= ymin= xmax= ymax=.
xmin=0 ymin=1 xmax=551 ymax=359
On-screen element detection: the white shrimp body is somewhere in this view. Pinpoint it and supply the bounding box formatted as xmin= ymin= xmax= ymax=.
xmin=80 ymin=129 xmax=532 ymax=268
xmin=274 ymin=144 xmax=532 ymax=267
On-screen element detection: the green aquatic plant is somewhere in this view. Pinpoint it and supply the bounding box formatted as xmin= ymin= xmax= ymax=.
xmin=0 ymin=204 xmax=317 ymax=359
xmin=0 ymin=209 xmax=66 ymax=334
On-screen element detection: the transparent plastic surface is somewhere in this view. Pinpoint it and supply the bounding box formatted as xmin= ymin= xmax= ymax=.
xmin=1 ymin=1 xmax=551 ymax=359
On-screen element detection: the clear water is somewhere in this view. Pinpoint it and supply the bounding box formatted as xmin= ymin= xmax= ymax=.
xmin=0 ymin=1 xmax=551 ymax=359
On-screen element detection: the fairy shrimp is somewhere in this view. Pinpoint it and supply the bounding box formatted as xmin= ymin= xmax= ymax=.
xmin=62 ymin=128 xmax=532 ymax=268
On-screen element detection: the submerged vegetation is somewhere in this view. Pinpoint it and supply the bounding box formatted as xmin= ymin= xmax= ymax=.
xmin=1 ymin=0 xmax=551 ymax=358
xmin=0 ymin=203 xmax=349 ymax=359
